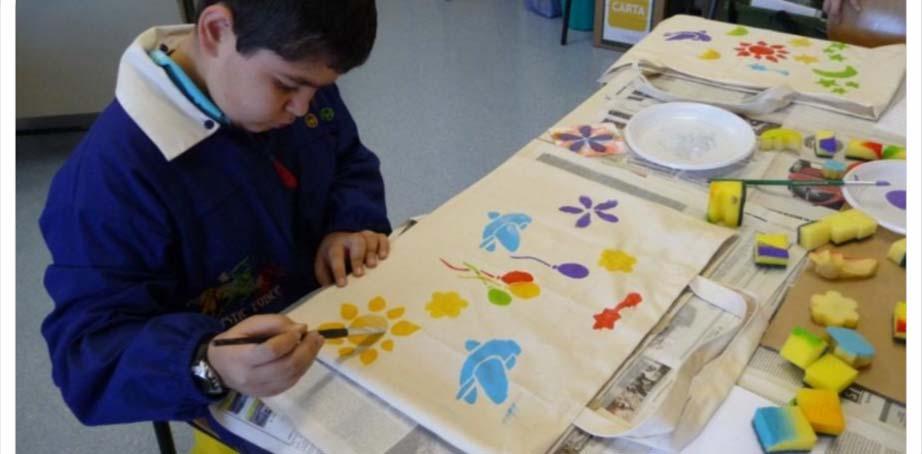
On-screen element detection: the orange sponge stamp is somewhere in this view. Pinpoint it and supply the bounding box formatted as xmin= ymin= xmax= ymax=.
xmin=804 ymin=354 xmax=858 ymax=393
xmin=810 ymin=291 xmax=859 ymax=328
xmin=795 ymin=388 xmax=846 ymax=435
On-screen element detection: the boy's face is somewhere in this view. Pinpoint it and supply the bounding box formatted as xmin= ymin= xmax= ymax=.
xmin=208 ymin=43 xmax=340 ymax=133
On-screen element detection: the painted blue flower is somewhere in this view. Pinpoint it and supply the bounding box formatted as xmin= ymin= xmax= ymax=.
xmin=559 ymin=196 xmax=619 ymax=228
xmin=480 ymin=212 xmax=531 ymax=252
xmin=457 ymin=339 xmax=521 ymax=405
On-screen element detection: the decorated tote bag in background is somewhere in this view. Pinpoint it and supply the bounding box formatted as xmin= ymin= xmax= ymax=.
xmin=266 ymin=151 xmax=734 ymax=453
xmin=601 ymin=15 xmax=905 ymax=120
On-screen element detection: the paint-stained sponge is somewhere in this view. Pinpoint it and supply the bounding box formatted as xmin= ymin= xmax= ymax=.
xmin=804 ymin=354 xmax=858 ymax=393
xmin=810 ymin=291 xmax=859 ymax=328
xmin=893 ymin=301 xmax=906 ymax=341
xmin=814 ymin=130 xmax=838 ymax=158
xmin=821 ymin=160 xmax=847 ymax=179
xmin=755 ymin=233 xmax=790 ymax=267
xmin=780 ymin=327 xmax=827 ymax=369
xmin=752 ymin=406 xmax=817 ymax=452
xmin=795 ymin=388 xmax=846 ymax=435
xmin=826 ymin=327 xmax=875 ymax=368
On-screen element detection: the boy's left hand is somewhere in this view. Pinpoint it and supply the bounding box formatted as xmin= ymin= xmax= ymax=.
xmin=314 ymin=230 xmax=389 ymax=287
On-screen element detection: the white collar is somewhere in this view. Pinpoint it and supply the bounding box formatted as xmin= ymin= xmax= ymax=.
xmin=115 ymin=25 xmax=219 ymax=161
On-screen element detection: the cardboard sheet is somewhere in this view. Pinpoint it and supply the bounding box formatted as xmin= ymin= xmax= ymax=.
xmin=761 ymin=227 xmax=906 ymax=403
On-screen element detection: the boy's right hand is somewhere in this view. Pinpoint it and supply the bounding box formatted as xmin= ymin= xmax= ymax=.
xmin=207 ymin=314 xmax=324 ymax=397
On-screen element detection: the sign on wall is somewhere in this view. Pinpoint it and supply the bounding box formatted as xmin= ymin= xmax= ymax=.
xmin=594 ymin=0 xmax=666 ymax=50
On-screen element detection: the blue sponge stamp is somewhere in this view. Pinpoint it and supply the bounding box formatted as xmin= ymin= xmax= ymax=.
xmin=826 ymin=326 xmax=875 ymax=368
xmin=752 ymin=406 xmax=817 ymax=452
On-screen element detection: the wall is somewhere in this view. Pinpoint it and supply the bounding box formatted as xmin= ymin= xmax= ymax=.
xmin=16 ymin=0 xmax=183 ymax=119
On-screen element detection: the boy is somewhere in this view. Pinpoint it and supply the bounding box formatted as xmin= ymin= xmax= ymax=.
xmin=39 ymin=1 xmax=388 ymax=451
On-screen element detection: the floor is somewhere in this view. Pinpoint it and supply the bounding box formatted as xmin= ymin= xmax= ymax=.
xmin=16 ymin=1 xmax=620 ymax=452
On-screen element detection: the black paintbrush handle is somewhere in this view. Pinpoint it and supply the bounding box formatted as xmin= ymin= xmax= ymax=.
xmin=212 ymin=328 xmax=351 ymax=346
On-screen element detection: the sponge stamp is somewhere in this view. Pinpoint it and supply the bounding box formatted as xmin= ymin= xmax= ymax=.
xmin=810 ymin=291 xmax=859 ymax=328
xmin=804 ymin=354 xmax=858 ymax=393
xmin=755 ymin=233 xmax=790 ymax=267
xmin=780 ymin=327 xmax=827 ymax=369
xmin=893 ymin=301 xmax=906 ymax=341
xmin=752 ymin=406 xmax=817 ymax=453
xmin=795 ymin=388 xmax=845 ymax=435
xmin=887 ymin=238 xmax=906 ymax=267
xmin=759 ymin=128 xmax=803 ymax=151
xmin=707 ymin=180 xmax=746 ymax=227
xmin=808 ymin=249 xmax=878 ymax=280
xmin=825 ymin=326 xmax=875 ymax=368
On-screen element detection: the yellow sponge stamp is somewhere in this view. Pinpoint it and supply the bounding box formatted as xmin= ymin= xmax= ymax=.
xmin=759 ymin=128 xmax=803 ymax=151
xmin=780 ymin=327 xmax=827 ymax=369
xmin=797 ymin=209 xmax=877 ymax=250
xmin=810 ymin=291 xmax=859 ymax=328
xmin=795 ymin=388 xmax=845 ymax=435
xmin=887 ymin=238 xmax=906 ymax=267
xmin=804 ymin=354 xmax=858 ymax=393
xmin=798 ymin=221 xmax=831 ymax=251
xmin=893 ymin=301 xmax=906 ymax=341
xmin=808 ymin=249 xmax=878 ymax=280
xmin=707 ymin=180 xmax=746 ymax=227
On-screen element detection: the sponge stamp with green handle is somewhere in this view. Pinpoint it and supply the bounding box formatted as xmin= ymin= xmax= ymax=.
xmin=780 ymin=327 xmax=827 ymax=369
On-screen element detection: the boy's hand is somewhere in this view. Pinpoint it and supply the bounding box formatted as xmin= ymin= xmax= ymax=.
xmin=207 ymin=314 xmax=324 ymax=398
xmin=314 ymin=230 xmax=390 ymax=287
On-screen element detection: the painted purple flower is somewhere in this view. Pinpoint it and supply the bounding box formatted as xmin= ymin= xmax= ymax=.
xmin=559 ymin=196 xmax=619 ymax=228
xmin=552 ymin=125 xmax=616 ymax=154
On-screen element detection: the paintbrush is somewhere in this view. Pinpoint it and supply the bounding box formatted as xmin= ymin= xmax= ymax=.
xmin=212 ymin=326 xmax=386 ymax=346
xmin=708 ymin=178 xmax=890 ymax=187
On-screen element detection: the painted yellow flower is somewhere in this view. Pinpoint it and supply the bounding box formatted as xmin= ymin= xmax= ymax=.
xmin=598 ymin=249 xmax=636 ymax=273
xmin=425 ymin=291 xmax=469 ymax=318
xmin=318 ymin=296 xmax=420 ymax=365
xmin=794 ymin=54 xmax=819 ymax=64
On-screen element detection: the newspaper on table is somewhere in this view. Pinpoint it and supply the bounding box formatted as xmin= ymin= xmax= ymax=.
xmin=208 ymin=64 xmax=905 ymax=453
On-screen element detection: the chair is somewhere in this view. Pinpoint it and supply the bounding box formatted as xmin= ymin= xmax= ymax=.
xmin=826 ymin=0 xmax=905 ymax=47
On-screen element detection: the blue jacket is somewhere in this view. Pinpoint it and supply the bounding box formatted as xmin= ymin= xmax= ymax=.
xmin=40 ymin=80 xmax=390 ymax=450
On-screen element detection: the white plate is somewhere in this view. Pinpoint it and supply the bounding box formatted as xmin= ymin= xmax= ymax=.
xmin=842 ymin=160 xmax=906 ymax=234
xmin=624 ymin=102 xmax=755 ymax=171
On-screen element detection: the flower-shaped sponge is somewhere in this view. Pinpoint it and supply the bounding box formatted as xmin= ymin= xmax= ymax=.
xmin=810 ymin=291 xmax=859 ymax=328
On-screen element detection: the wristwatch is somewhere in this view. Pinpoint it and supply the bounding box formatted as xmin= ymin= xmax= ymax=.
xmin=191 ymin=339 xmax=227 ymax=397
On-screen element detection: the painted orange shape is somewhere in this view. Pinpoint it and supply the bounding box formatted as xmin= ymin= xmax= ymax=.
xmin=593 ymin=292 xmax=644 ymax=330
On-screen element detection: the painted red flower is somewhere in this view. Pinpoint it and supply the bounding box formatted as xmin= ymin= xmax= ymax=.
xmin=735 ymin=41 xmax=789 ymax=63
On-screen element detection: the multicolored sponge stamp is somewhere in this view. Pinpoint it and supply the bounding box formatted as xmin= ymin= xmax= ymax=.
xmin=814 ymin=130 xmax=838 ymax=158
xmin=780 ymin=327 xmax=827 ymax=369
xmin=826 ymin=327 xmax=875 ymax=368
xmin=752 ymin=406 xmax=817 ymax=453
xmin=754 ymin=233 xmax=790 ymax=267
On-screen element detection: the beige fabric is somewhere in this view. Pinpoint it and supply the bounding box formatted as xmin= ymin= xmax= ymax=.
xmin=271 ymin=151 xmax=733 ymax=453
xmin=603 ymin=15 xmax=905 ymax=120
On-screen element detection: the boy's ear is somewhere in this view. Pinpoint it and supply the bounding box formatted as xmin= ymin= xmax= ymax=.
xmin=196 ymin=4 xmax=235 ymax=58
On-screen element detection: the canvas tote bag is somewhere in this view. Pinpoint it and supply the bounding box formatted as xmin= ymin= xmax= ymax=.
xmin=601 ymin=15 xmax=905 ymax=120
xmin=266 ymin=146 xmax=735 ymax=453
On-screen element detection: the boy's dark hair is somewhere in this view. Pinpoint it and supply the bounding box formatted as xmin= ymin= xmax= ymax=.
xmin=196 ymin=0 xmax=377 ymax=73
